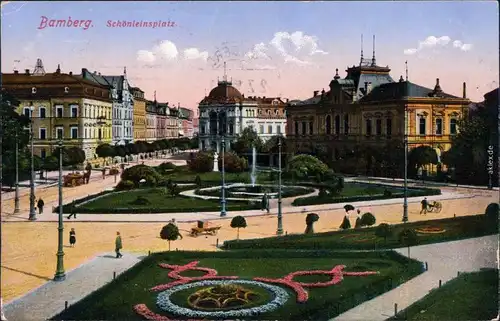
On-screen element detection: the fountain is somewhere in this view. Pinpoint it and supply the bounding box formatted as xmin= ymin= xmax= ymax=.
xmin=250 ymin=146 xmax=257 ymax=186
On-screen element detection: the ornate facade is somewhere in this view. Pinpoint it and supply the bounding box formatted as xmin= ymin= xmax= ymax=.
xmin=145 ymin=100 xmax=158 ymax=142
xmin=131 ymin=86 xmax=147 ymax=140
xmin=286 ymin=52 xmax=470 ymax=162
xmin=2 ymin=65 xmax=113 ymax=162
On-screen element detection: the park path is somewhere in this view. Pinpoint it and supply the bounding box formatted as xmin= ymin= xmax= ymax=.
xmin=3 ymin=252 xmax=143 ymax=321
xmin=331 ymin=234 xmax=499 ymax=321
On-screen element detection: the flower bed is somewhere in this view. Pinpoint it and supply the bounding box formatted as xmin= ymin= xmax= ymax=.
xmin=415 ymin=227 xmax=447 ymax=234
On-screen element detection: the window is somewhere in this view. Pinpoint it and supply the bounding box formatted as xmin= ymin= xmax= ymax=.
xmin=85 ymin=128 xmax=88 ymax=138
xmin=268 ymin=125 xmax=273 ymax=134
xmin=419 ymin=117 xmax=426 ymax=136
xmin=335 ymin=115 xmax=340 ymax=135
xmin=71 ymin=105 xmax=78 ymax=118
xmin=71 ymin=127 xmax=78 ymax=139
xmin=309 ymin=122 xmax=313 ymax=135
xmin=260 ymin=125 xmax=264 ymax=134
xmin=56 ymin=127 xmax=64 ymax=139
xmin=39 ymin=107 xmax=46 ymax=118
xmin=301 ymin=122 xmax=307 ymax=135
xmin=39 ymin=128 xmax=46 ymax=140
xmin=344 ymin=114 xmax=349 ymax=134
xmin=435 ymin=118 xmax=443 ymax=135
xmin=40 ymin=149 xmax=46 ymax=159
xmin=386 ymin=118 xmax=392 ymax=137
xmin=326 ymin=115 xmax=332 ymax=134
xmin=31 ymin=87 xmax=37 ymax=94
xmin=376 ymin=119 xmax=382 ymax=136
xmin=277 ymin=125 xmax=281 ymax=134
xmin=23 ymin=107 xmax=32 ymax=117
xmin=56 ymin=105 xmax=63 ymax=118
xmin=450 ymin=119 xmax=457 ymax=135
xmin=365 ymin=119 xmax=372 ymax=136
xmin=294 ymin=121 xmax=299 ymax=134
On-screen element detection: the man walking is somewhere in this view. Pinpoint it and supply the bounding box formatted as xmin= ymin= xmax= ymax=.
xmin=67 ymin=204 xmax=77 ymax=220
xmin=420 ymin=197 xmax=428 ymax=215
xmin=261 ymin=193 xmax=270 ymax=214
xmin=115 ymin=231 xmax=123 ymax=258
xmin=37 ymin=198 xmax=45 ymax=214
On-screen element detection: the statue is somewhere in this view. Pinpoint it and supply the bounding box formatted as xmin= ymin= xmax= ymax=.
xmin=213 ymin=151 xmax=219 ymax=172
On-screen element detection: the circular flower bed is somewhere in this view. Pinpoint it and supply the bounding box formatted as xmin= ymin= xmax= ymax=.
xmin=187 ymin=284 xmax=261 ymax=311
xmin=414 ymin=226 xmax=447 ymax=234
xmin=156 ymin=280 xmax=289 ymax=318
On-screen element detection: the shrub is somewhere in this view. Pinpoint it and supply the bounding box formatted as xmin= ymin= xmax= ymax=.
xmin=230 ymin=215 xmax=247 ymax=240
xmin=160 ymin=223 xmax=182 ymax=251
xmin=121 ymin=165 xmax=162 ymax=187
xmin=269 ymin=171 xmax=277 ymax=181
xmin=360 ymin=212 xmax=376 ymax=227
xmin=158 ymin=162 xmax=177 ymax=171
xmin=339 ymin=215 xmax=351 ymax=230
xmin=130 ymin=196 xmax=150 ymax=205
xmin=218 ymin=152 xmax=248 ymax=173
xmin=485 ymin=203 xmax=499 ymax=220
xmin=194 ymin=175 xmax=202 ymax=188
xmin=398 ymin=229 xmax=419 ymax=246
xmin=375 ymin=223 xmax=393 ymax=243
xmin=187 ymin=152 xmax=214 ymax=173
xmin=285 ymin=154 xmax=330 ymax=180
xmin=116 ymin=180 xmax=134 ymax=191
xmin=383 ymin=189 xmax=392 ymax=197
xmin=318 ymin=187 xmax=328 ymax=198
xmin=305 ymin=213 xmax=319 ymax=234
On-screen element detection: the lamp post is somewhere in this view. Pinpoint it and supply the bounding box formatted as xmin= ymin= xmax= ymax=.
xmin=14 ymin=128 xmax=20 ymax=213
xmin=54 ymin=139 xmax=66 ymax=281
xmin=276 ymin=136 xmax=283 ymax=235
xmin=402 ymin=104 xmax=409 ymax=223
xmin=28 ymin=105 xmax=37 ymax=221
xmin=220 ymin=136 xmax=227 ymax=217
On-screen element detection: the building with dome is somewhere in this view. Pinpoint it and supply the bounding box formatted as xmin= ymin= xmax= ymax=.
xmin=198 ymin=71 xmax=287 ymax=152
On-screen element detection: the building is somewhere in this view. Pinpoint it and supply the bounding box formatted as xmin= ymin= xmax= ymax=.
xmin=198 ymin=74 xmax=287 ymax=152
xmin=179 ymin=107 xmax=194 ymax=138
xmin=79 ymin=67 xmax=134 ymax=145
xmin=2 ymin=63 xmax=113 ymax=162
xmin=145 ymin=99 xmax=158 ymax=142
xmin=130 ymin=86 xmax=147 ymax=140
xmin=156 ymin=102 xmax=168 ymax=140
xmin=192 ymin=116 xmax=199 ymax=136
xmin=286 ymin=47 xmax=470 ymax=163
xmin=168 ymin=106 xmax=180 ymax=139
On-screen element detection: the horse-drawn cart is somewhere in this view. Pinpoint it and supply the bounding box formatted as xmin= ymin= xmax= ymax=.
xmin=190 ymin=220 xmax=221 ymax=237
xmin=428 ymin=201 xmax=443 ymax=213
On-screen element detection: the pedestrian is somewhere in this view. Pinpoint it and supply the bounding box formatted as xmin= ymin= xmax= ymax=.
xmin=67 ymin=205 xmax=77 ymax=220
xmin=69 ymin=228 xmax=76 ymax=247
xmin=37 ymin=198 xmax=45 ymax=214
xmin=115 ymin=231 xmax=123 ymax=258
xmin=101 ymin=168 xmax=106 ymax=180
xmin=261 ymin=193 xmax=270 ymax=214
xmin=420 ymin=197 xmax=428 ymax=215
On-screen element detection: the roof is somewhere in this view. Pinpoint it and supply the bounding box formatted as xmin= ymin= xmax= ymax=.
xmin=359 ymin=80 xmax=461 ymax=102
xmin=200 ymin=80 xmax=244 ymax=105
xmin=2 ymin=71 xmax=106 ymax=87
xmin=78 ymin=68 xmax=127 ymax=100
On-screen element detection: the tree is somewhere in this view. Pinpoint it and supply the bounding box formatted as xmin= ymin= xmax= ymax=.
xmin=114 ymin=145 xmax=127 ymax=161
xmin=230 ymin=215 xmax=247 ymax=240
xmin=398 ymin=229 xmax=419 ymax=258
xmin=286 ymin=154 xmax=330 ymax=181
xmin=96 ymin=144 xmax=116 ymax=164
xmin=218 ymin=152 xmax=248 ymax=173
xmin=408 ymin=146 xmax=438 ymax=178
xmin=121 ymin=164 xmax=163 ymax=186
xmin=66 ymin=147 xmax=86 ymax=168
xmin=360 ymin=212 xmax=376 ymax=227
xmin=52 ymin=147 xmax=73 ymax=167
xmin=187 ymin=152 xmax=214 ymax=173
xmin=375 ymin=223 xmax=393 ymax=244
xmin=231 ymin=127 xmax=263 ymax=155
xmin=160 ymin=223 xmax=183 ymax=251
xmin=42 ymin=156 xmax=59 ymax=172
xmin=339 ymin=215 xmax=351 ymax=230
xmin=305 ymin=213 xmax=319 ymax=234
xmin=485 ymin=203 xmax=499 ymax=221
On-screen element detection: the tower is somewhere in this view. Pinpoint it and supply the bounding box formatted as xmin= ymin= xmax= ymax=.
xmin=359 ymin=34 xmax=364 ymax=66
xmin=371 ymin=35 xmax=376 ymax=66
xmin=33 ymin=58 xmax=46 ymax=76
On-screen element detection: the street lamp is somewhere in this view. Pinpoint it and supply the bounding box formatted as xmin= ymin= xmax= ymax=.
xmin=28 ymin=105 xmax=37 ymax=221
xmin=14 ymin=128 xmax=20 ymax=213
xmin=54 ymin=139 xmax=66 ymax=281
xmin=402 ymin=104 xmax=409 ymax=223
xmin=220 ymin=136 xmax=227 ymax=217
xmin=276 ymin=136 xmax=283 ymax=235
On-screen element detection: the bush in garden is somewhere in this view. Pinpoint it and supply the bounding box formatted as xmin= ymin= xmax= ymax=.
xmin=187 ymin=152 xmax=214 ymax=173
xmin=339 ymin=215 xmax=351 ymax=230
xmin=383 ymin=189 xmax=392 ymax=197
xmin=194 ymin=175 xmax=202 ymax=188
xmin=230 ymin=215 xmax=247 ymax=240
xmin=121 ymin=164 xmax=162 ymax=187
xmin=269 ymin=171 xmax=276 ymax=181
xmin=168 ymin=183 xmax=180 ymax=197
xmin=158 ymin=162 xmax=177 ymax=172
xmin=160 ymin=223 xmax=182 ymax=251
xmin=398 ymin=228 xmax=419 ymax=246
xmin=360 ymin=212 xmax=376 ymax=227
xmin=285 ymin=154 xmax=331 ymax=180
xmin=218 ymin=152 xmax=248 ymax=173
xmin=485 ymin=203 xmax=499 ymax=220
xmin=375 ymin=223 xmax=393 ymax=243
xmin=116 ymin=180 xmax=134 ymax=191
xmin=305 ymin=213 xmax=319 ymax=234
xmin=130 ymin=196 xmax=150 ymax=205
xmin=318 ymin=187 xmax=328 ymax=198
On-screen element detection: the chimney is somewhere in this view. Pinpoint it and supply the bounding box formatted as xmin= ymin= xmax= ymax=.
xmin=69 ymin=71 xmax=73 ymax=76
xmin=263 ymin=96 xmax=266 ymax=99
xmin=313 ymin=90 xmax=319 ymax=97
xmin=399 ymin=75 xmax=404 ymax=82
xmin=14 ymin=70 xmax=19 ymax=74
xmin=462 ymin=82 xmax=467 ymax=99
xmin=25 ymin=69 xmax=30 ymax=75
xmin=286 ymin=98 xmax=289 ymax=103
xmin=56 ymin=64 xmax=61 ymax=74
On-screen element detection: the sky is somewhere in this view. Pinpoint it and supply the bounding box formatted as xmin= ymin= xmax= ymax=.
xmin=1 ymin=1 xmax=498 ymax=111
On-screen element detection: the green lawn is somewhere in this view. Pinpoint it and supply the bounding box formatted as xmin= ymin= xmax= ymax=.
xmin=390 ymin=269 xmax=498 ymax=320
xmin=223 ymin=214 xmax=498 ymax=250
xmin=51 ymin=250 xmax=423 ymax=321
xmin=76 ymin=187 xmax=259 ymax=213
xmin=163 ymin=169 xmax=270 ymax=184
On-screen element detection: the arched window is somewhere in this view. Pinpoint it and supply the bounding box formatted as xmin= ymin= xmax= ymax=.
xmin=334 ymin=115 xmax=340 ymax=134
xmin=325 ymin=115 xmax=332 ymax=134
xmin=450 ymin=118 xmax=457 ymax=135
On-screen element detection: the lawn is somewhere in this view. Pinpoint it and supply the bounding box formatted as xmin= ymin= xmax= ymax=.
xmin=162 ymin=168 xmax=270 ymax=184
xmin=76 ymin=187 xmax=259 ymax=213
xmin=51 ymin=250 xmax=424 ymax=321
xmin=390 ymin=268 xmax=498 ymax=320
xmin=223 ymin=214 xmax=498 ymax=250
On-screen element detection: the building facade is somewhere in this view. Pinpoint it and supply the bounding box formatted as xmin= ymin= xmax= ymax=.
xmin=198 ymin=77 xmax=286 ymax=152
xmin=179 ymin=107 xmax=194 ymax=138
xmin=3 ymin=65 xmax=113 ymax=162
xmin=145 ymin=100 xmax=158 ymax=142
xmin=156 ymin=102 xmax=168 ymax=140
xmin=131 ymin=86 xmax=147 ymax=140
xmin=167 ymin=106 xmax=180 ymax=139
xmin=80 ymin=67 xmax=134 ymax=145
xmin=286 ymin=52 xmax=470 ymax=162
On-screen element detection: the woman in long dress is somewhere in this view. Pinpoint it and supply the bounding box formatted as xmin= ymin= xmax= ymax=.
xmin=69 ymin=228 xmax=76 ymax=247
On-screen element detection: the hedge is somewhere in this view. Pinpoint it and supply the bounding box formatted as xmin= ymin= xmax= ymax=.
xmin=195 ymin=186 xmax=315 ymax=199
xmin=52 ymin=190 xmax=115 ymax=213
xmin=292 ymin=187 xmax=441 ymax=206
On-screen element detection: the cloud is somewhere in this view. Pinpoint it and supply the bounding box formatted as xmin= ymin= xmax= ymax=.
xmin=137 ymin=50 xmax=156 ymax=63
xmin=453 ymin=40 xmax=473 ymax=51
xmin=245 ymin=42 xmax=270 ymax=60
xmin=183 ymin=48 xmax=209 ymax=61
xmin=404 ymin=35 xmax=473 ymax=55
xmin=136 ymin=40 xmax=184 ymax=64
